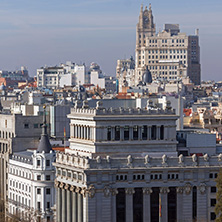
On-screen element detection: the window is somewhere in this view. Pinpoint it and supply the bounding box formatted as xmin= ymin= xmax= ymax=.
xmin=46 ymin=175 xmax=51 ymax=181
xmin=37 ymin=160 xmax=40 ymax=166
xmin=211 ymin=187 xmax=217 ymax=193
xmin=151 ymin=125 xmax=156 ymax=140
xmin=211 ymin=199 xmax=216 ymax=207
xmin=124 ymin=126 xmax=129 ymax=140
xmin=46 ymin=160 xmax=50 ymax=167
xmin=24 ymin=124 xmax=29 ymax=129
xmin=46 ymin=188 xmax=51 ymax=195
xmin=211 ymin=212 xmax=216 ymax=220
xmin=133 ymin=126 xmax=138 ymax=140
xmin=115 ymin=126 xmax=120 ymax=141
xmin=107 ymin=127 xmax=111 ymax=141
xmin=37 ymin=175 xmax=41 ymax=180
xmin=37 ymin=188 xmax=41 ymax=194
xmin=37 ymin=202 xmax=41 ymax=210
xmin=47 ymin=202 xmax=50 ymax=209
xmin=34 ymin=124 xmax=38 ymax=128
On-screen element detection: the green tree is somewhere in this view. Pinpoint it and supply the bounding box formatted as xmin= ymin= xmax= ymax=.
xmin=215 ymin=169 xmax=222 ymax=221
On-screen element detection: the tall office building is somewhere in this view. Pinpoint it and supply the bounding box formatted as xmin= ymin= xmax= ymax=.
xmin=135 ymin=4 xmax=201 ymax=85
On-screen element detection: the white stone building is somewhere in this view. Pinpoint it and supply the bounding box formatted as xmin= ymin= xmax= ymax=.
xmin=135 ymin=4 xmax=201 ymax=85
xmin=7 ymin=109 xmax=56 ymax=222
xmin=54 ymin=101 xmax=220 ymax=222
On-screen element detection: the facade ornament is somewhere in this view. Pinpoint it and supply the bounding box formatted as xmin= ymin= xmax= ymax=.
xmin=178 ymin=154 xmax=184 ymax=164
xmin=142 ymin=187 xmax=153 ymax=195
xmin=192 ymin=154 xmax=197 ymax=166
xmin=144 ymin=155 xmax=150 ymax=166
xmin=75 ymin=186 xmax=81 ymax=194
xmin=160 ymin=187 xmax=170 ymax=194
xmin=103 ymin=186 xmax=111 ymax=198
xmin=176 ymin=187 xmax=183 ymax=194
xmin=184 ymin=183 xmax=192 ymax=195
xmin=70 ymin=185 xmax=75 ymax=192
xmin=218 ymin=153 xmax=222 ymax=162
xmin=106 ymin=156 xmax=111 ymax=163
xmin=96 ymin=156 xmax=101 ymax=164
xmin=203 ymin=153 xmax=209 ymax=162
xmin=59 ymin=182 xmax=64 ymax=189
xmin=64 ymin=184 xmax=69 ymax=190
xmin=198 ymin=182 xmax=207 ymax=194
xmin=162 ymin=154 xmax=168 ymax=166
xmin=111 ymin=188 xmax=118 ymax=196
xmin=54 ymin=180 xmax=59 ymax=188
xmin=88 ymin=184 xmax=96 ymax=198
xmin=127 ymin=155 xmax=133 ymax=167
xmin=81 ymin=187 xmax=87 ymax=197
xmin=125 ymin=188 xmax=135 ymax=195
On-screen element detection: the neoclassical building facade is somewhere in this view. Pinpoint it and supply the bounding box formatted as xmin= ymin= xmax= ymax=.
xmin=54 ymin=101 xmax=220 ymax=222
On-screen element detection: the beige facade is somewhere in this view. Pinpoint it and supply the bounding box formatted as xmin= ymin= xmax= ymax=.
xmin=135 ymin=4 xmax=201 ymax=85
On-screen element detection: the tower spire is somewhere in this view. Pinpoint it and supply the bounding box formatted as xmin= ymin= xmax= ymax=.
xmin=149 ymin=3 xmax=152 ymax=11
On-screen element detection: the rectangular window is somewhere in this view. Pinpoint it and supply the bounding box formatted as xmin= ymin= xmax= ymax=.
xmin=107 ymin=127 xmax=111 ymax=141
xmin=211 ymin=212 xmax=216 ymax=220
xmin=24 ymin=124 xmax=29 ymax=129
xmin=46 ymin=188 xmax=51 ymax=195
xmin=151 ymin=125 xmax=157 ymax=140
xmin=133 ymin=126 xmax=138 ymax=140
xmin=115 ymin=126 xmax=120 ymax=141
xmin=46 ymin=175 xmax=51 ymax=181
xmin=37 ymin=202 xmax=41 ymax=210
xmin=37 ymin=175 xmax=41 ymax=180
xmin=124 ymin=126 xmax=129 ymax=140
xmin=142 ymin=125 xmax=147 ymax=140
xmin=34 ymin=124 xmax=38 ymax=128
xmin=211 ymin=187 xmax=217 ymax=193
xmin=37 ymin=160 xmax=41 ymax=166
xmin=47 ymin=202 xmax=50 ymax=209
xmin=46 ymin=160 xmax=50 ymax=167
xmin=211 ymin=199 xmax=216 ymax=207
xmin=37 ymin=188 xmax=41 ymax=194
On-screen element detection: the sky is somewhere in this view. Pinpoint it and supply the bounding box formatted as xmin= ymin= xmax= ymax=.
xmin=0 ymin=0 xmax=221 ymax=81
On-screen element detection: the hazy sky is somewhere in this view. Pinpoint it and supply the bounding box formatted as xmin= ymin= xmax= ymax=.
xmin=0 ymin=0 xmax=221 ymax=81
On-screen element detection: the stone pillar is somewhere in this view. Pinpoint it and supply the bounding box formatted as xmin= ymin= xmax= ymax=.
xmin=70 ymin=186 xmax=77 ymax=222
xmin=56 ymin=181 xmax=61 ymax=222
xmin=76 ymin=187 xmax=83 ymax=222
xmin=111 ymin=126 xmax=115 ymax=141
xmin=159 ymin=187 xmax=169 ymax=222
xmin=66 ymin=184 xmax=71 ymax=222
xmin=197 ymin=183 xmax=207 ymax=222
xmin=125 ymin=188 xmax=135 ymax=222
xmin=111 ymin=189 xmax=118 ymax=222
xmin=182 ymin=183 xmax=193 ymax=221
xmin=157 ymin=126 xmax=160 ymax=140
xmin=176 ymin=187 xmax=183 ymax=222
xmin=164 ymin=126 xmax=168 ymax=140
xmin=147 ymin=126 xmax=151 ymax=140
xmin=120 ymin=126 xmax=124 ymax=141
xmin=61 ymin=184 xmax=67 ymax=222
xmin=143 ymin=187 xmax=152 ymax=222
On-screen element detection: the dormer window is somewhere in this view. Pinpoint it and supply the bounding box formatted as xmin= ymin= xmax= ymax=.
xmin=37 ymin=160 xmax=41 ymax=166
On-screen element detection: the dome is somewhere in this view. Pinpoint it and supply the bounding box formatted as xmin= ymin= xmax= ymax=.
xmin=142 ymin=66 xmax=152 ymax=84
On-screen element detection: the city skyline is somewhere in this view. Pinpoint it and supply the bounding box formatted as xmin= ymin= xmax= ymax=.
xmin=0 ymin=0 xmax=221 ymax=81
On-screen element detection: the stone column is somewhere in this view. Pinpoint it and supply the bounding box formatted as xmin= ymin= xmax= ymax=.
xmin=157 ymin=126 xmax=160 ymax=140
xmin=76 ymin=187 xmax=83 ymax=222
xmin=65 ymin=184 xmax=71 ymax=222
xmin=111 ymin=189 xmax=118 ymax=222
xmin=159 ymin=187 xmax=169 ymax=222
xmin=197 ymin=183 xmax=207 ymax=222
xmin=182 ymin=183 xmax=193 ymax=221
xmin=176 ymin=187 xmax=183 ymax=222
xmin=125 ymin=188 xmax=135 ymax=222
xmin=70 ymin=186 xmax=77 ymax=222
xmin=55 ymin=181 xmax=61 ymax=222
xmin=61 ymin=183 xmax=66 ymax=222
xmin=111 ymin=126 xmax=115 ymax=141
xmin=143 ymin=187 xmax=152 ymax=222
xmin=147 ymin=126 xmax=151 ymax=140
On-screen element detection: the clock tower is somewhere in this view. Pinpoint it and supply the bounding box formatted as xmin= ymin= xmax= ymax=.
xmin=135 ymin=4 xmax=156 ymax=85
